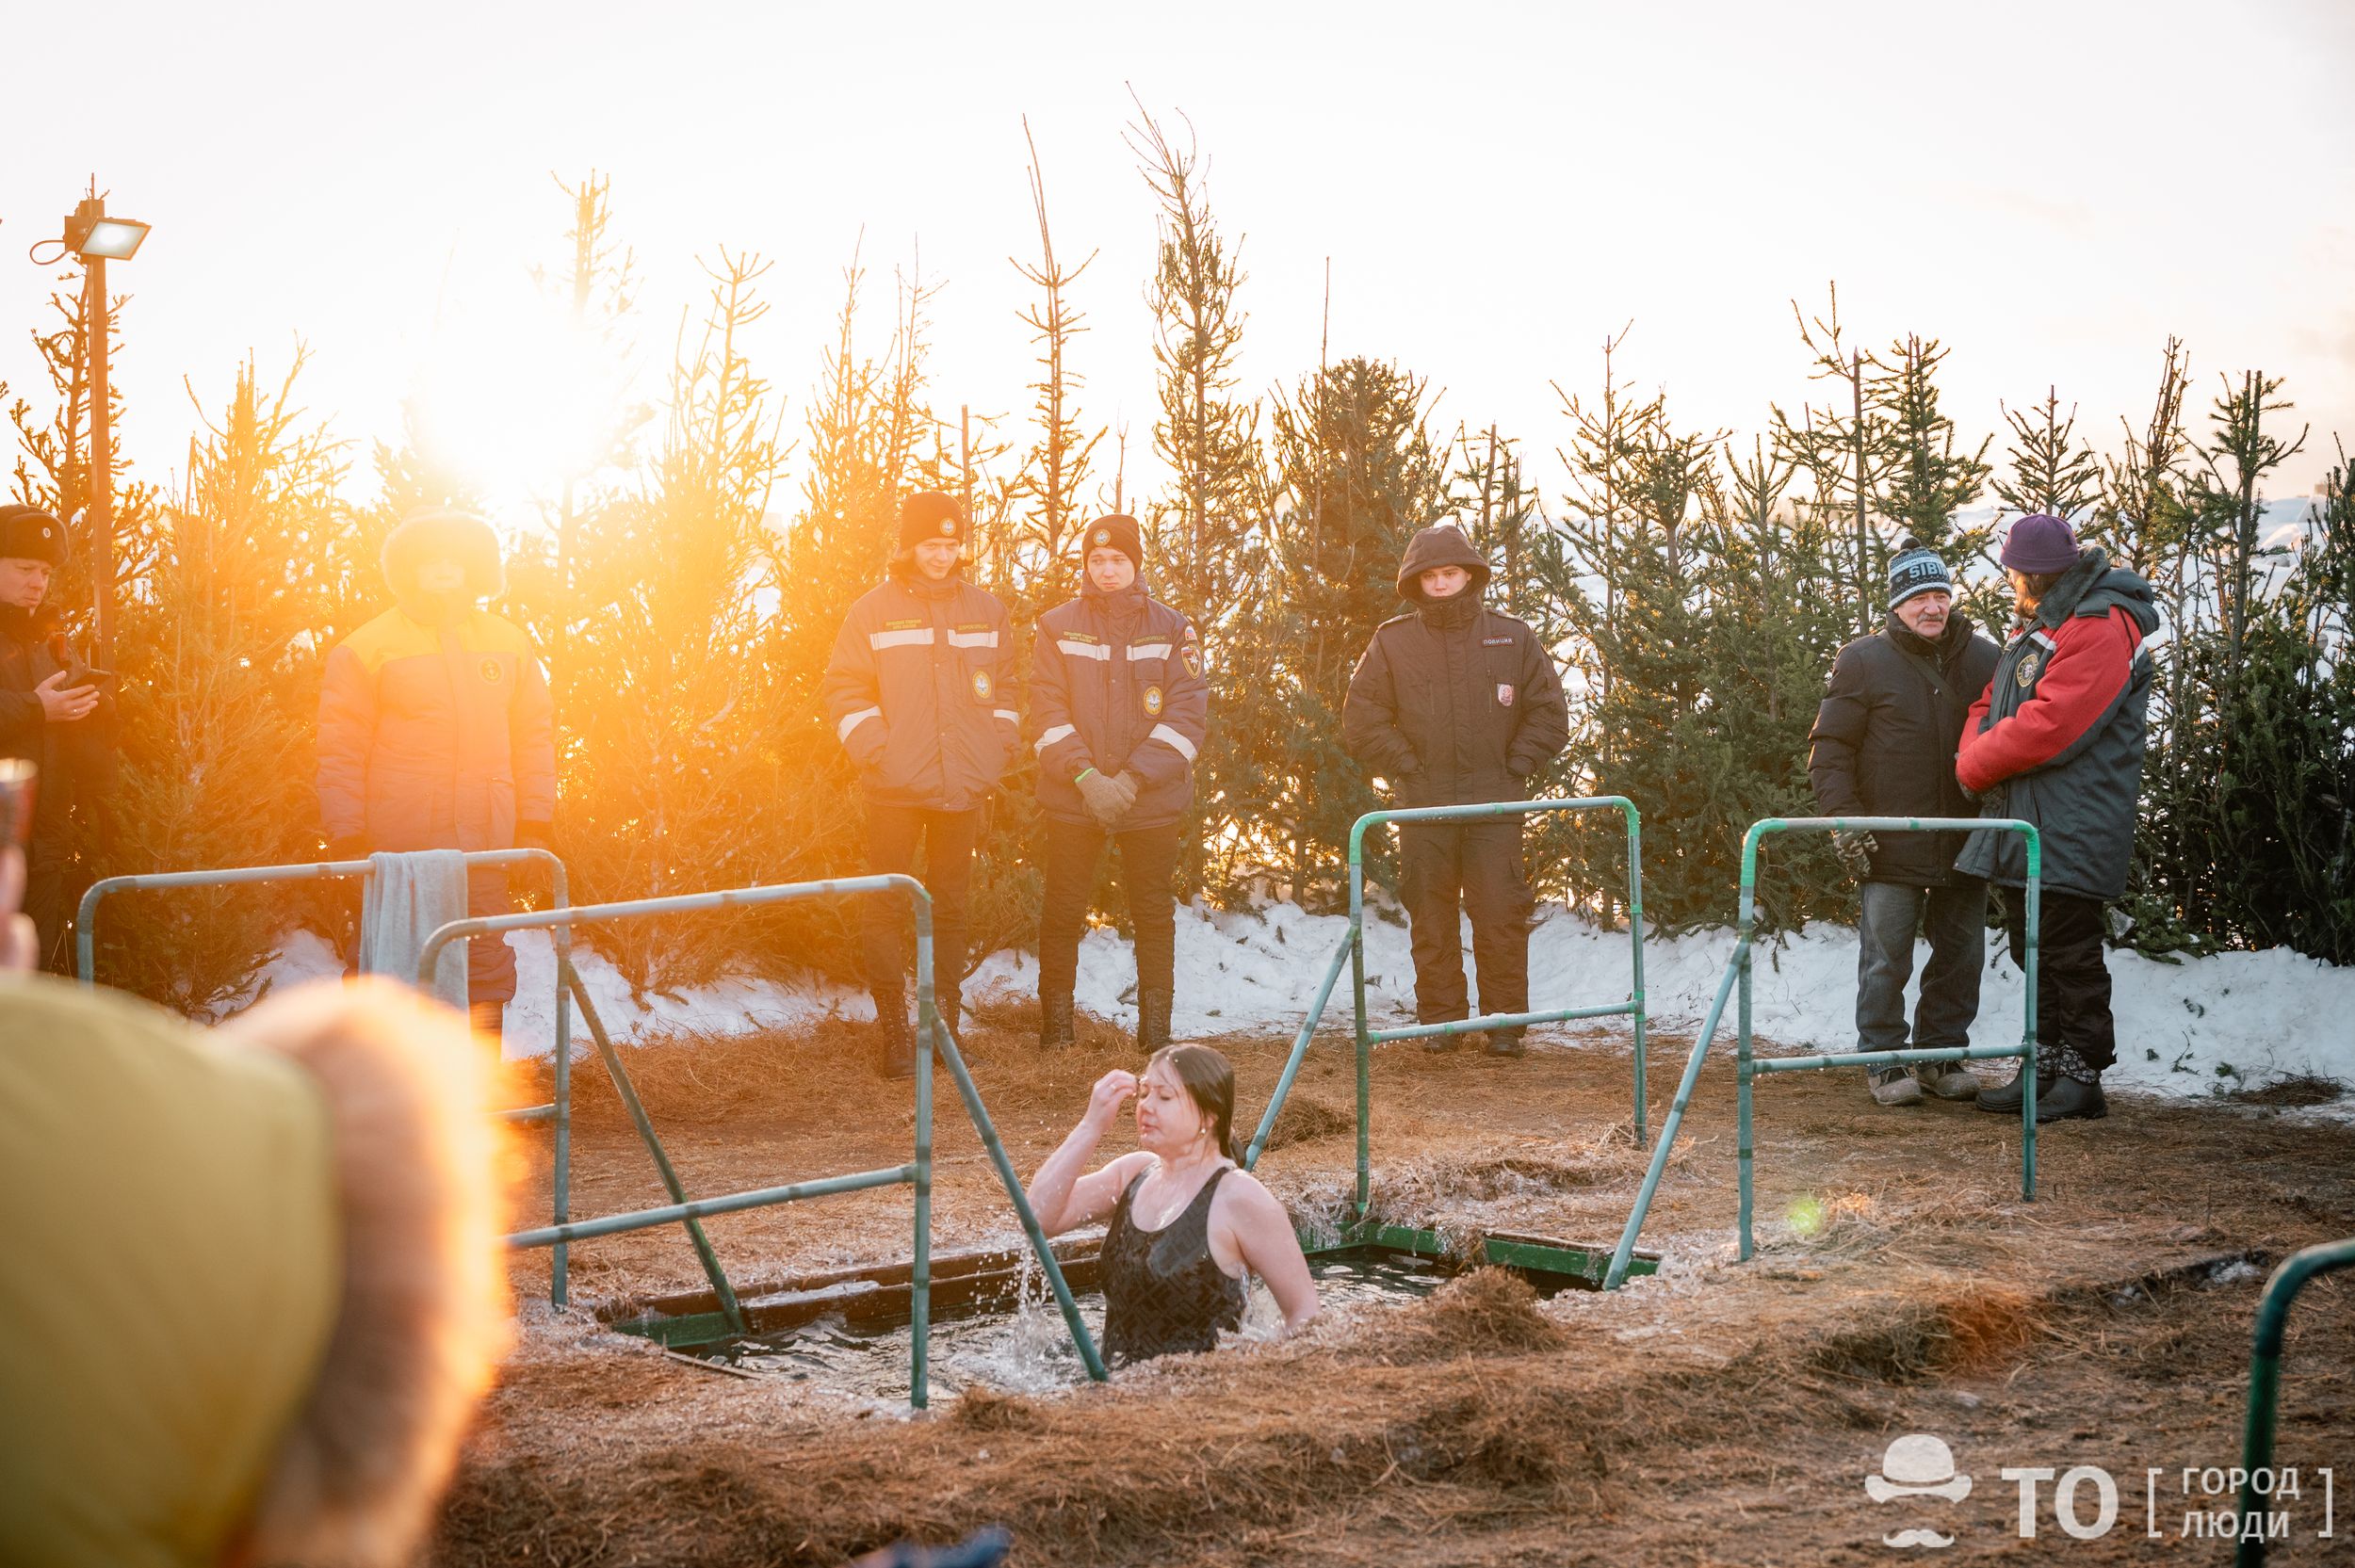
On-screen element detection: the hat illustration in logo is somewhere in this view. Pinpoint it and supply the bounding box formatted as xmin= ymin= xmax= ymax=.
xmin=1866 ymin=1434 xmax=1969 ymax=1549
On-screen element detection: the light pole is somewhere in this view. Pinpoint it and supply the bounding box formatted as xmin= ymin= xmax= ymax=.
xmin=56 ymin=195 xmax=150 ymax=669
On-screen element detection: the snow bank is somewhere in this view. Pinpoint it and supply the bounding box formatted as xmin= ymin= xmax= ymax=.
xmin=248 ymin=899 xmax=2355 ymax=1101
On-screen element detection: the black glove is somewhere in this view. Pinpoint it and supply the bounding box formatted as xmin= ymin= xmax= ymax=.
xmin=1832 ymin=829 xmax=1877 ymax=880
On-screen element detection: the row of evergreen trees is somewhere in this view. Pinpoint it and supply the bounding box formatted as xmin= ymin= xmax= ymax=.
xmin=8 ymin=109 xmax=2349 ymax=1011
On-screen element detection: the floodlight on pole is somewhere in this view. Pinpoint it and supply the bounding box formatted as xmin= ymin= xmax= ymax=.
xmin=42 ymin=192 xmax=148 ymax=670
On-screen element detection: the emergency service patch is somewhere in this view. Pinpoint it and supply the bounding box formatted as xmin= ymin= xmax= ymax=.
xmin=885 ymin=618 xmax=925 ymax=631
xmin=1482 ymin=636 xmax=1514 ymax=647
xmin=1143 ymin=685 xmax=1164 ymax=717
xmin=1496 ymin=683 xmax=1515 ymax=707
xmin=972 ymin=670 xmax=993 ymax=701
xmin=1093 ymin=527 xmax=1112 ymax=547
xmin=1181 ymin=626 xmax=1203 ymax=677
xmin=2016 ymin=653 xmax=2041 ymax=688
xmin=939 ymin=519 xmax=958 ymax=536
xmin=479 ymin=658 xmax=504 ymax=684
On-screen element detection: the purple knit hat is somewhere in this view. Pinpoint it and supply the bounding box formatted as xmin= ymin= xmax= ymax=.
xmin=2001 ymin=513 xmax=2080 ymax=574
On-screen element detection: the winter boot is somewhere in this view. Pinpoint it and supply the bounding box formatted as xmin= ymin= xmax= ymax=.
xmin=929 ymin=983 xmax=964 ymax=1062
xmin=1977 ymin=1053 xmax=2057 ymax=1113
xmin=2034 ymin=1043 xmax=2107 ymax=1122
xmin=874 ymin=990 xmax=915 ymax=1079
xmin=467 ymin=999 xmax=504 ymax=1042
xmin=1486 ymin=1026 xmax=1527 ymax=1058
xmin=1868 ymin=1065 xmax=1925 ymax=1107
xmin=1911 ymin=1059 xmax=1982 ymax=1101
xmin=1421 ymin=1021 xmax=1467 ymax=1054
xmin=1039 ymin=994 xmax=1076 ymax=1051
xmin=1137 ymin=991 xmax=1174 ymax=1053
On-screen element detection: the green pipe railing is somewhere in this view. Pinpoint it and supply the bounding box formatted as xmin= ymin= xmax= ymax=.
xmin=417 ymin=874 xmax=1108 ymax=1409
xmin=76 ymin=848 xmax=578 ymax=1302
xmin=1243 ymin=797 xmax=1648 ymax=1225
xmin=2235 ymin=1237 xmax=2355 ymax=1565
xmin=1601 ymin=816 xmax=2040 ymax=1289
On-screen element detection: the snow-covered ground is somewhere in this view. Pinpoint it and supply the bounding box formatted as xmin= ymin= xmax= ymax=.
xmin=252 ymin=898 xmax=2354 ymax=1104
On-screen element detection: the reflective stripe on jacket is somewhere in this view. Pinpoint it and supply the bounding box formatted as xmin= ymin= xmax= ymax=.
xmin=316 ymin=607 xmax=556 ymax=850
xmin=821 ymin=569 xmax=1020 ymax=811
xmin=1029 ymin=581 xmax=1208 ymax=830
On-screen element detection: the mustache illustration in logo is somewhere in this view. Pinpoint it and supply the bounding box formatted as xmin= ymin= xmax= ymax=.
xmin=1882 ymin=1528 xmax=1956 ymax=1549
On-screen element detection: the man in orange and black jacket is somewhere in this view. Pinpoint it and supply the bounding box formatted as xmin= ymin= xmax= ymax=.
xmin=823 ymin=493 xmax=1021 ymax=1076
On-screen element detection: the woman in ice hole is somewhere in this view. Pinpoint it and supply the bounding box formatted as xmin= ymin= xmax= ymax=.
xmin=1028 ymin=1043 xmax=1319 ymax=1363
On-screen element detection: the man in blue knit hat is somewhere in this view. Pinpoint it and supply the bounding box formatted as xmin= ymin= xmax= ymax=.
xmin=1810 ymin=539 xmax=2002 ymax=1106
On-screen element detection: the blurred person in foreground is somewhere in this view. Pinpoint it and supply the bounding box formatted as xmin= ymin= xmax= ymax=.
xmin=0 ymin=503 xmax=114 ymax=971
xmin=822 ymin=493 xmax=1021 ymax=1077
xmin=1026 ymin=514 xmax=1209 ymax=1053
xmin=317 ymin=509 xmax=556 ymax=1040
xmin=1028 ymin=1043 xmax=1317 ymax=1364
xmin=0 ymin=839 xmax=511 ymax=1566
xmin=1955 ymin=513 xmax=2159 ymax=1123
xmin=1808 ymin=540 xmax=2002 ymax=1107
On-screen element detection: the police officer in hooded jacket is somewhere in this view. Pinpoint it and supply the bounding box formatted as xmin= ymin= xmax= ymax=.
xmin=1341 ymin=525 xmax=1568 ymax=1055
xmin=1030 ymin=514 xmax=1208 ymax=1051
xmin=824 ymin=492 xmax=1022 ymax=1075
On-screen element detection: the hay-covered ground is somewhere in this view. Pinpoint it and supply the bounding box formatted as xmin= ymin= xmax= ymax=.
xmin=436 ymin=1005 xmax=2355 ymax=1565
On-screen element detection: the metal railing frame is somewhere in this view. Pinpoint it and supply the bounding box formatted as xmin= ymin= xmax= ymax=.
xmin=1242 ymin=797 xmax=1648 ymax=1228
xmin=75 ymin=849 xmax=579 ymax=1297
xmin=416 ymin=874 xmax=1108 ymax=1409
xmin=1600 ymin=815 xmax=2041 ymax=1289
xmin=2234 ymin=1237 xmax=2355 ymax=1565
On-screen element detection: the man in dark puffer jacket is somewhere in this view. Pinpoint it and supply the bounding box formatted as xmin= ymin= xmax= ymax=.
xmin=1341 ymin=525 xmax=1567 ymax=1056
xmin=823 ymin=493 xmax=1022 ymax=1076
xmin=1956 ymin=514 xmax=2159 ymax=1123
xmin=1809 ymin=540 xmax=2001 ymax=1107
xmin=1029 ymin=514 xmax=1209 ymax=1052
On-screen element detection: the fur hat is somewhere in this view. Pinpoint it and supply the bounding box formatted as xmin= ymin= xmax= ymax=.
xmin=382 ymin=509 xmax=503 ymax=602
xmin=0 ymin=504 xmax=68 ymax=568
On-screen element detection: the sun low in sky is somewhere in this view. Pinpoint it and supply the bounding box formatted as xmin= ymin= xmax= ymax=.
xmin=4 ymin=1 xmax=2349 ymax=527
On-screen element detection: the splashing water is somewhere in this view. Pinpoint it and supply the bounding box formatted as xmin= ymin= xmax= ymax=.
xmin=706 ymin=1251 xmax=1451 ymax=1400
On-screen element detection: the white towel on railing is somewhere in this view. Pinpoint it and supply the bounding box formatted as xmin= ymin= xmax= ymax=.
xmin=359 ymin=849 xmax=470 ymax=1010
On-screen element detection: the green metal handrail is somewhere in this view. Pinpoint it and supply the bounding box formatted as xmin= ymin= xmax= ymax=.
xmin=417 ymin=875 xmax=1109 ymax=1409
xmin=75 ymin=849 xmax=579 ymax=1301
xmin=1243 ymin=797 xmax=1648 ymax=1226
xmin=2235 ymin=1237 xmax=2355 ymax=1565
xmin=1600 ymin=815 xmax=2039 ymax=1288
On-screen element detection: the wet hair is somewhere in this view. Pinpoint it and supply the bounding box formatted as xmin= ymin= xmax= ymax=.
xmin=1146 ymin=1043 xmax=1242 ymax=1164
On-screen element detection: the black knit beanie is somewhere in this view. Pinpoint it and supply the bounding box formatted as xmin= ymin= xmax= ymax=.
xmin=0 ymin=505 xmax=68 ymax=567
xmin=897 ymin=492 xmax=968 ymax=551
xmin=1080 ymin=513 xmax=1144 ymax=569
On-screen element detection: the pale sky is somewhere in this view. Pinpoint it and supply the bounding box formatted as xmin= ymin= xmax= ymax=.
xmin=5 ymin=1 xmax=2350 ymax=538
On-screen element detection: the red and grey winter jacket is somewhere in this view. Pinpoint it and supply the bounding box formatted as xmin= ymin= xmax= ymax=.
xmin=316 ymin=606 xmax=556 ymax=854
xmin=822 ymin=567 xmax=1020 ymax=812
xmin=1954 ymin=548 xmax=2159 ymax=901
xmin=1029 ymin=580 xmax=1209 ymax=831
xmin=1341 ymin=525 xmax=1569 ymax=808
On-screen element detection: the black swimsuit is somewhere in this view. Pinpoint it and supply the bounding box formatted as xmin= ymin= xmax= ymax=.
xmin=1100 ymin=1165 xmax=1248 ymax=1364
